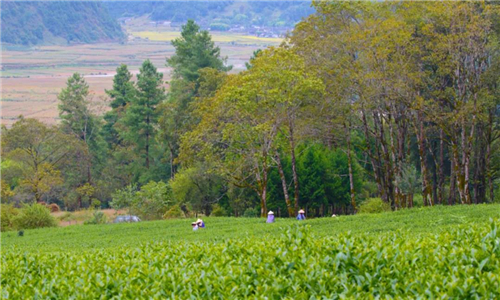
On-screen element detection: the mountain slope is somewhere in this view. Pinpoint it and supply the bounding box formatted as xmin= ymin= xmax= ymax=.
xmin=106 ymin=1 xmax=315 ymax=28
xmin=1 ymin=2 xmax=125 ymax=45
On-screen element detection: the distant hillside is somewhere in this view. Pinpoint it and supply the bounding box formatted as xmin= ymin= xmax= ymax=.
xmin=1 ymin=2 xmax=125 ymax=46
xmin=107 ymin=1 xmax=314 ymax=30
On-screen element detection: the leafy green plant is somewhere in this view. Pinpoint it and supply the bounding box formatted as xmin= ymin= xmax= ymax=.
xmin=1 ymin=204 xmax=19 ymax=232
xmin=243 ymin=207 xmax=259 ymax=218
xmin=2 ymin=204 xmax=499 ymax=299
xmin=111 ymin=181 xmax=173 ymax=220
xmin=211 ymin=204 xmax=228 ymax=217
xmin=357 ymin=198 xmax=391 ymax=214
xmin=12 ymin=203 xmax=57 ymax=230
xmin=84 ymin=211 xmax=107 ymax=225
xmin=163 ymin=205 xmax=184 ymax=219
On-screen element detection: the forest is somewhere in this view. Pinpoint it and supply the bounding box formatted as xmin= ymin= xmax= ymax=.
xmin=2 ymin=2 xmax=500 ymax=220
xmin=1 ymin=1 xmax=124 ymax=45
xmin=106 ymin=1 xmax=315 ymax=28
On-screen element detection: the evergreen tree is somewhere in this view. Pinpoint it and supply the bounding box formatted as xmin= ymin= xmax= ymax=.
xmin=160 ymin=20 xmax=232 ymax=178
xmin=103 ymin=64 xmax=136 ymax=147
xmin=167 ymin=19 xmax=231 ymax=83
xmin=123 ymin=60 xmax=165 ymax=170
xmin=58 ymin=73 xmax=104 ymax=186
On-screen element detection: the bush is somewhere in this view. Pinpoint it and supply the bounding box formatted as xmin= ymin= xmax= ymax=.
xmin=412 ymin=194 xmax=424 ymax=207
xmin=1 ymin=204 xmax=20 ymax=232
xmin=13 ymin=203 xmax=57 ymax=230
xmin=243 ymin=207 xmax=259 ymax=218
xmin=84 ymin=211 xmax=107 ymax=225
xmin=211 ymin=204 xmax=228 ymax=217
xmin=47 ymin=203 xmax=60 ymax=212
xmin=163 ymin=205 xmax=184 ymax=219
xmin=358 ymin=198 xmax=391 ymax=214
xmin=111 ymin=181 xmax=173 ymax=221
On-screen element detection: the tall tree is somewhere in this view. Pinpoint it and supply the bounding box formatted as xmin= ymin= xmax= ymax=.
xmin=103 ymin=64 xmax=136 ymax=147
xmin=58 ymin=73 xmax=103 ymax=186
xmin=167 ymin=19 xmax=231 ymax=83
xmin=160 ymin=20 xmax=232 ymax=178
xmin=2 ymin=118 xmax=79 ymax=203
xmin=123 ymin=60 xmax=165 ymax=170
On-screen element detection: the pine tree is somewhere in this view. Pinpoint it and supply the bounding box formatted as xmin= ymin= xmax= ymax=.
xmin=123 ymin=60 xmax=165 ymax=169
xmin=167 ymin=20 xmax=231 ymax=83
xmin=103 ymin=64 xmax=136 ymax=147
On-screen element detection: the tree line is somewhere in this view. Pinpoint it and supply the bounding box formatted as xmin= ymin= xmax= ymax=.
xmin=2 ymin=2 xmax=499 ymax=219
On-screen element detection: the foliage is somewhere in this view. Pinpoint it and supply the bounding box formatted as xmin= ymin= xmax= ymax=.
xmin=163 ymin=205 xmax=185 ymax=219
xmin=211 ymin=204 xmax=228 ymax=217
xmin=170 ymin=165 xmax=226 ymax=216
xmin=358 ymin=198 xmax=392 ymax=214
xmin=134 ymin=181 xmax=173 ymax=220
xmin=167 ymin=20 xmax=231 ymax=82
xmin=111 ymin=181 xmax=173 ymax=221
xmin=243 ymin=207 xmax=259 ymax=218
xmin=84 ymin=211 xmax=107 ymax=225
xmin=0 ymin=204 xmax=20 ymax=232
xmin=12 ymin=203 xmax=57 ymax=230
xmin=1 ymin=205 xmax=499 ymax=298
xmin=122 ymin=59 xmax=165 ymax=173
xmin=105 ymin=1 xmax=314 ymax=29
xmin=110 ymin=184 xmax=137 ymax=211
xmin=2 ymin=118 xmax=78 ymax=203
xmin=1 ymin=179 xmax=14 ymax=203
xmin=103 ymin=64 xmax=136 ymax=147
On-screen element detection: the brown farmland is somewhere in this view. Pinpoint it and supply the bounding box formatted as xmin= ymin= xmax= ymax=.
xmin=1 ymin=31 xmax=275 ymax=127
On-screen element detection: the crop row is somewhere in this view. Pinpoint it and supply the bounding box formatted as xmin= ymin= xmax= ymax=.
xmin=2 ymin=219 xmax=499 ymax=299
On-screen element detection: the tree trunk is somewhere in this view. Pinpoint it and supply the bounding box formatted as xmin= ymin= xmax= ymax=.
xmin=170 ymin=147 xmax=175 ymax=179
xmin=361 ymin=108 xmax=387 ymax=203
xmin=449 ymin=151 xmax=456 ymax=205
xmin=438 ymin=129 xmax=445 ymax=204
xmin=452 ymin=142 xmax=466 ymax=204
xmin=146 ymin=115 xmax=150 ymax=169
xmin=345 ymin=122 xmax=357 ymax=211
xmin=288 ymin=124 xmax=300 ymax=216
xmin=275 ymin=153 xmax=294 ymax=217
xmin=416 ymin=112 xmax=432 ymax=206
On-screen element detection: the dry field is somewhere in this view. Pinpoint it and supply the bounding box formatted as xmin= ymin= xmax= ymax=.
xmin=52 ymin=208 xmax=128 ymax=226
xmin=1 ymin=27 xmax=278 ymax=127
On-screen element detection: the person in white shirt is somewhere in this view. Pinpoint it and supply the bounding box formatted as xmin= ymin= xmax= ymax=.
xmin=191 ymin=222 xmax=199 ymax=231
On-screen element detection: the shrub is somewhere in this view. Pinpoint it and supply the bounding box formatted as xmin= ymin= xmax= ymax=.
xmin=163 ymin=205 xmax=184 ymax=219
xmin=243 ymin=207 xmax=259 ymax=218
xmin=84 ymin=211 xmax=107 ymax=225
xmin=211 ymin=204 xmax=228 ymax=217
xmin=47 ymin=203 xmax=60 ymax=212
xmin=13 ymin=203 xmax=57 ymax=230
xmin=111 ymin=181 xmax=173 ymax=221
xmin=1 ymin=204 xmax=20 ymax=232
xmin=412 ymin=194 xmax=424 ymax=207
xmin=358 ymin=198 xmax=391 ymax=214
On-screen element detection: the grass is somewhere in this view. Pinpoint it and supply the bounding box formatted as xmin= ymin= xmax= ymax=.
xmin=2 ymin=204 xmax=499 ymax=298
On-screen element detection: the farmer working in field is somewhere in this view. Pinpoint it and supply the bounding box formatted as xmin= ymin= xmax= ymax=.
xmin=266 ymin=211 xmax=275 ymax=223
xmin=296 ymin=209 xmax=306 ymax=220
xmin=196 ymin=219 xmax=205 ymax=228
xmin=191 ymin=222 xmax=199 ymax=231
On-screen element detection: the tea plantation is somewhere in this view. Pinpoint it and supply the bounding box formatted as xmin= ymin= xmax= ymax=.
xmin=2 ymin=204 xmax=499 ymax=299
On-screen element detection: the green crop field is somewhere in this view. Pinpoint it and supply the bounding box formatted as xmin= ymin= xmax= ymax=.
xmin=2 ymin=204 xmax=500 ymax=299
